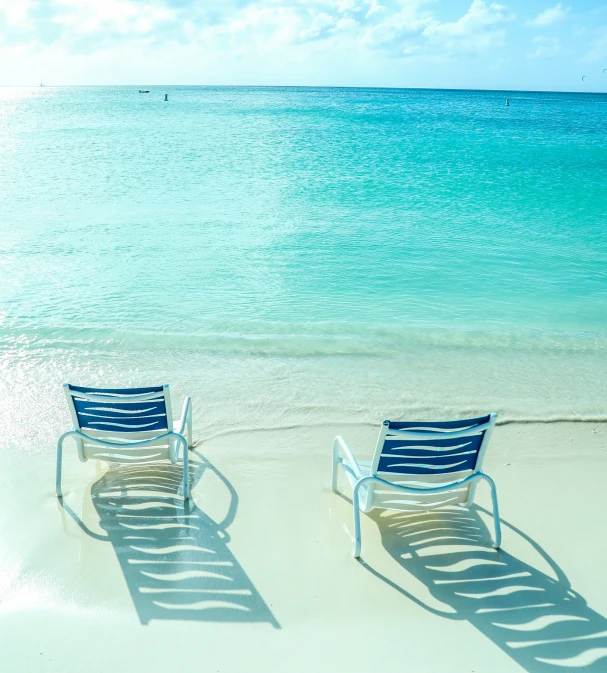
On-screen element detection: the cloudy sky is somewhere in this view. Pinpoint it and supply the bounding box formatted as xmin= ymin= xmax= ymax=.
xmin=0 ymin=0 xmax=606 ymax=90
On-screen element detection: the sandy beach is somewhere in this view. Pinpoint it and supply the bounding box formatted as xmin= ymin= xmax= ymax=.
xmin=2 ymin=84 xmax=607 ymax=673
xmin=1 ymin=420 xmax=605 ymax=673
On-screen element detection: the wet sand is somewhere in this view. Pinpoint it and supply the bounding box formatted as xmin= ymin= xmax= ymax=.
xmin=1 ymin=422 xmax=606 ymax=672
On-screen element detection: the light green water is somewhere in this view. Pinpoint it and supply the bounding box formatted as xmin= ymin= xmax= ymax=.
xmin=1 ymin=86 xmax=606 ymax=446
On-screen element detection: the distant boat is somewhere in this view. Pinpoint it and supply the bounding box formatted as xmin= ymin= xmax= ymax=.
xmin=139 ymin=90 xmax=150 ymax=93
xmin=40 ymin=82 xmax=44 ymax=87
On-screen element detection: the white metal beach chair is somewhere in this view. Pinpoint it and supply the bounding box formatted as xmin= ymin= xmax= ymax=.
xmin=57 ymin=384 xmax=193 ymax=499
xmin=332 ymin=415 xmax=501 ymax=557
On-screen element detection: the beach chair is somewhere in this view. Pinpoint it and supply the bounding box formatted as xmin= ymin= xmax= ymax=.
xmin=331 ymin=415 xmax=501 ymax=557
xmin=57 ymin=384 xmax=193 ymax=499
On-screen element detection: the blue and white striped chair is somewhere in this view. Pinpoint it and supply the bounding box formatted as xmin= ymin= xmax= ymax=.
xmin=332 ymin=414 xmax=501 ymax=557
xmin=57 ymin=384 xmax=193 ymax=499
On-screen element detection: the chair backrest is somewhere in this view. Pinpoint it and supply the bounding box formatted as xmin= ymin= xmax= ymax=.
xmin=368 ymin=414 xmax=497 ymax=510
xmin=64 ymin=384 xmax=174 ymax=462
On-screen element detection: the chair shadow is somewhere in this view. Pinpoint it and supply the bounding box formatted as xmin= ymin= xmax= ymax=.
xmin=360 ymin=505 xmax=607 ymax=672
xmin=60 ymin=450 xmax=279 ymax=628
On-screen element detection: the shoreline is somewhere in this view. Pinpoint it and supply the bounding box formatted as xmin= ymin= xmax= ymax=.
xmin=1 ymin=83 xmax=606 ymax=671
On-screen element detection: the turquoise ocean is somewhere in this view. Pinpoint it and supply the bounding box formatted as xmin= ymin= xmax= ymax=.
xmin=1 ymin=86 xmax=606 ymax=447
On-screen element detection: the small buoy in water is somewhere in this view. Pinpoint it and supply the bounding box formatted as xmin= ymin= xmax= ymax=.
xmin=164 ymin=94 xmax=168 ymax=102
xmin=505 ymin=97 xmax=509 ymax=106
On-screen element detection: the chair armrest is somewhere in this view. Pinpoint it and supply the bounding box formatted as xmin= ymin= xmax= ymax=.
xmin=333 ymin=435 xmax=363 ymax=480
xmin=176 ymin=396 xmax=192 ymax=447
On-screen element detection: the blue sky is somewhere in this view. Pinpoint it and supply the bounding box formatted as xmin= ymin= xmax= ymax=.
xmin=0 ymin=1 xmax=606 ymax=89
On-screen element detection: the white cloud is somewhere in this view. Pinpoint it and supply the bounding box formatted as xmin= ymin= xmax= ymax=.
xmin=362 ymin=3 xmax=434 ymax=52
xmin=582 ymin=27 xmax=607 ymax=64
xmin=0 ymin=0 xmax=33 ymax=26
xmin=51 ymin=0 xmax=176 ymax=36
xmin=336 ymin=0 xmax=359 ymax=12
xmin=299 ymin=11 xmax=337 ymax=41
xmin=201 ymin=6 xmax=302 ymax=55
xmin=364 ymin=0 xmax=385 ymax=19
xmin=422 ymin=1 xmax=514 ymax=54
xmin=527 ymin=35 xmax=561 ymax=58
xmin=0 ymin=0 xmax=518 ymax=78
xmin=526 ymin=3 xmax=570 ymax=28
xmin=0 ymin=0 xmax=517 ymax=58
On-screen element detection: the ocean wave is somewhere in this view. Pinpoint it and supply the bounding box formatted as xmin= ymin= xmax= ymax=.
xmin=1 ymin=323 xmax=606 ymax=358
xmin=195 ymin=417 xmax=607 ymax=443
xmin=497 ymin=417 xmax=607 ymax=425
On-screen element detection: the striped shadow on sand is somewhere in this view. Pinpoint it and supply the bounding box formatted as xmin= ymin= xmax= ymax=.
xmin=60 ymin=451 xmax=279 ymax=628
xmin=359 ymin=506 xmax=607 ymax=672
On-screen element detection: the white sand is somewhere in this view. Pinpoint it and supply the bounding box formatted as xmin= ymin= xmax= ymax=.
xmin=1 ymin=422 xmax=606 ymax=672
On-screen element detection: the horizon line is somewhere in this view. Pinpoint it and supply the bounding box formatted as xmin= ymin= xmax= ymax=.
xmin=4 ymin=84 xmax=607 ymax=95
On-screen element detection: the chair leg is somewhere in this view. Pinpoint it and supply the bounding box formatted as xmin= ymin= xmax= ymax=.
xmin=75 ymin=437 xmax=85 ymax=462
xmin=488 ymin=478 xmax=502 ymax=549
xmin=353 ymin=481 xmax=363 ymax=558
xmin=182 ymin=438 xmax=190 ymax=500
xmin=353 ymin=506 xmax=362 ymax=558
xmin=187 ymin=406 xmax=193 ymax=449
xmin=56 ymin=438 xmax=64 ymax=498
xmin=331 ymin=439 xmax=341 ymax=493
xmin=331 ymin=457 xmax=340 ymax=493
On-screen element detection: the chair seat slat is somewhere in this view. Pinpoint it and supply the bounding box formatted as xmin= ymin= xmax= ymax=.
xmin=387 ymin=415 xmax=490 ymax=431
xmin=382 ymin=436 xmax=482 ymax=454
xmin=84 ymin=419 xmax=168 ymax=432
xmin=381 ymin=447 xmax=478 ymax=458
xmin=73 ymin=400 xmax=167 ymax=416
xmin=69 ymin=385 xmax=164 ymax=395
xmin=379 ymin=451 xmax=477 ymax=466
xmin=377 ymin=454 xmax=477 ymax=475
xmin=81 ymin=428 xmax=172 ymax=442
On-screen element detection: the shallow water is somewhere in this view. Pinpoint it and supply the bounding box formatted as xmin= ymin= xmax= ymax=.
xmin=1 ymin=86 xmax=606 ymax=445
